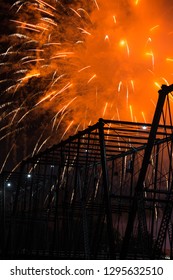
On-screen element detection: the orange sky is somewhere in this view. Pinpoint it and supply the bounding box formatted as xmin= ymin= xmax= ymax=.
xmin=1 ymin=0 xmax=173 ymax=170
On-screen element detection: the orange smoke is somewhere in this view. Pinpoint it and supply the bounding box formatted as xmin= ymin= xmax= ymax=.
xmin=9 ymin=1 xmax=172 ymax=125
xmin=1 ymin=0 xmax=173 ymax=166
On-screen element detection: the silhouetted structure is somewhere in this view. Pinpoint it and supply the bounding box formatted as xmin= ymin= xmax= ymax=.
xmin=1 ymin=85 xmax=173 ymax=259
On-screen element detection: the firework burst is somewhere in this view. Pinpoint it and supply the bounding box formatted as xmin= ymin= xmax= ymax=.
xmin=1 ymin=0 xmax=173 ymax=171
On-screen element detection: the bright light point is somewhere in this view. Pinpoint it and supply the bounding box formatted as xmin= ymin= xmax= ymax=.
xmin=145 ymin=52 xmax=154 ymax=68
xmin=93 ymin=0 xmax=99 ymax=10
xmin=113 ymin=15 xmax=116 ymax=24
xmin=105 ymin=35 xmax=109 ymax=41
xmin=120 ymin=40 xmax=125 ymax=46
xmin=7 ymin=182 xmax=11 ymax=187
xmin=154 ymin=82 xmax=161 ymax=88
xmin=131 ymin=80 xmax=135 ymax=91
xmin=87 ymin=74 xmax=97 ymax=84
xmin=142 ymin=112 xmax=146 ymax=123
xmin=78 ymin=65 xmax=91 ymax=73
xmin=76 ymin=40 xmax=84 ymax=44
xmin=118 ymin=81 xmax=122 ymax=92
xmin=70 ymin=8 xmax=81 ymax=18
xmin=129 ymin=105 xmax=133 ymax=122
xmin=161 ymin=77 xmax=169 ymax=85
xmin=103 ymin=102 xmax=108 ymax=117
xmin=27 ymin=174 xmax=31 ymax=178
xmin=142 ymin=126 xmax=147 ymax=130
xmin=145 ymin=37 xmax=152 ymax=46
xmin=150 ymin=25 xmax=160 ymax=32
xmin=166 ymin=58 xmax=173 ymax=62
xmin=119 ymin=39 xmax=130 ymax=56
xmin=146 ymin=52 xmax=153 ymax=57
xmin=78 ymin=28 xmax=91 ymax=36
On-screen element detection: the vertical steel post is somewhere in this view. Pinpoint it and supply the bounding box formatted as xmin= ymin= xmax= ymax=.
xmin=62 ymin=142 xmax=71 ymax=257
xmin=151 ymin=144 xmax=159 ymax=246
xmin=98 ymin=118 xmax=116 ymax=259
xmin=52 ymin=149 xmax=62 ymax=255
xmin=72 ymin=137 xmax=80 ymax=257
xmin=130 ymin=153 xmax=135 ymax=198
xmin=120 ymin=84 xmax=173 ymax=259
xmin=0 ymin=173 xmax=5 ymax=258
xmin=81 ymin=132 xmax=91 ymax=259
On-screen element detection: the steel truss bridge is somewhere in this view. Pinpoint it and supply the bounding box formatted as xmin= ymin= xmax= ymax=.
xmin=1 ymin=85 xmax=173 ymax=259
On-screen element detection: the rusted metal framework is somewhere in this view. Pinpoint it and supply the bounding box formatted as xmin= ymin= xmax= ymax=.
xmin=1 ymin=85 xmax=173 ymax=259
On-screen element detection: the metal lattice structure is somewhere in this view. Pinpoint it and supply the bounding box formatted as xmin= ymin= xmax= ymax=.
xmin=1 ymin=85 xmax=173 ymax=259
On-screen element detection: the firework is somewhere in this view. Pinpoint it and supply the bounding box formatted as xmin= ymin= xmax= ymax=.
xmin=1 ymin=0 xmax=173 ymax=171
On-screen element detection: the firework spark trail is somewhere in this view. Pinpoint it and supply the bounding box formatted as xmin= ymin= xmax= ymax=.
xmin=1 ymin=0 xmax=173 ymax=171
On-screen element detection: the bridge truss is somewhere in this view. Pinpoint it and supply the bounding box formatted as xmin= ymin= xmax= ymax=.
xmin=1 ymin=86 xmax=173 ymax=259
